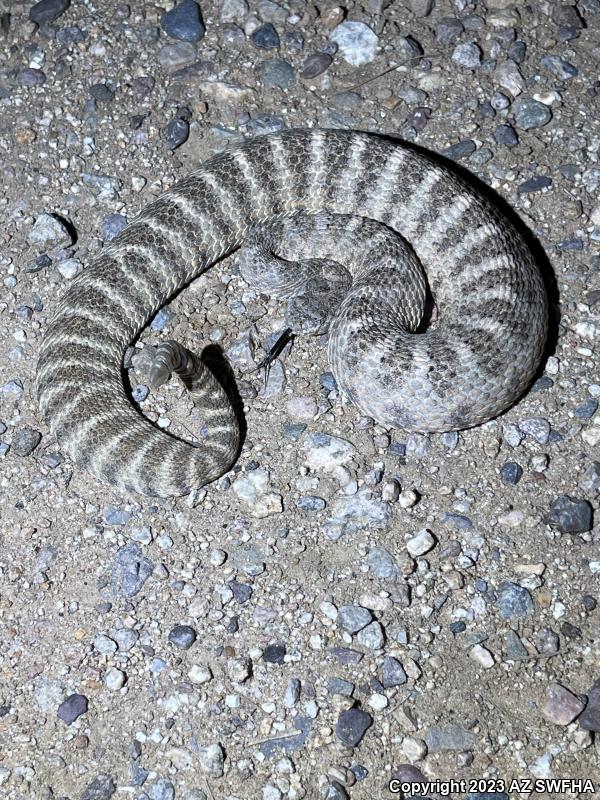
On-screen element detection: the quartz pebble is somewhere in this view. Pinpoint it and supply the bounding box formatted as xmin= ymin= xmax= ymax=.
xmin=329 ymin=21 xmax=379 ymax=67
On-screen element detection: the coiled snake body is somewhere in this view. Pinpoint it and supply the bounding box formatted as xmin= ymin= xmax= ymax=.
xmin=36 ymin=129 xmax=548 ymax=496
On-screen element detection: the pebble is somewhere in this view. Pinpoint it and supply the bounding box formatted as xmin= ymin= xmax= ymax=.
xmin=188 ymin=663 xmax=212 ymax=684
xmin=28 ymin=213 xmax=72 ymax=248
xmin=503 ymin=629 xmax=528 ymax=660
xmin=500 ymin=461 xmax=523 ymax=484
xmin=425 ymin=725 xmax=477 ymax=752
xmin=518 ymin=416 xmax=550 ymax=444
xmin=517 ymin=175 xmax=552 ymax=194
xmin=495 ymin=581 xmax=534 ymax=619
xmin=408 ymin=0 xmax=434 ymax=16
xmin=259 ymin=59 xmax=295 ymax=89
xmin=301 ymin=433 xmax=355 ymax=471
xmin=105 ymin=668 xmax=126 ymax=690
xmin=81 ymin=774 xmax=116 ymax=800
xmin=470 ymin=643 xmax=494 ymax=668
xmin=301 ymin=53 xmax=332 ymax=79
xmin=546 ymin=495 xmax=593 ymax=534
xmin=57 ymin=693 xmax=88 ymax=725
xmin=406 ymin=528 xmax=435 ymax=557
xmin=29 ymin=0 xmax=70 ymax=25
xmin=495 ymin=123 xmax=519 ymax=146
xmin=18 ymin=68 xmax=47 ymax=87
xmin=443 ymin=139 xmax=477 ymax=160
xmin=90 ymin=82 xmax=114 ymax=102
xmin=168 ymin=624 xmax=197 ymax=650
xmin=542 ymin=683 xmax=585 ymax=725
xmin=452 ymin=42 xmax=482 ymax=69
xmin=157 ymin=42 xmax=198 ymax=72
xmin=329 ymin=21 xmax=379 ymax=67
xmin=494 ymin=59 xmax=525 ymax=96
xmin=382 ymin=656 xmax=407 ymax=688
xmin=540 ymin=55 xmax=578 ymax=79
xmin=296 ymin=495 xmax=326 ymax=512
xmin=335 ymin=707 xmax=373 ymax=747
xmin=338 ymin=605 xmax=372 ymax=634
xmin=112 ymin=544 xmax=153 ymax=598
xmin=436 ymin=17 xmax=464 ymax=45
xmin=161 ymin=0 xmax=205 ymax=42
xmin=356 ymin=621 xmax=385 ymax=650
xmin=197 ymin=743 xmax=225 ymax=777
xmin=101 ymin=213 xmax=127 ymax=241
xmin=251 ymin=23 xmax=280 ymax=49
xmin=148 ymin=778 xmax=175 ymax=800
xmin=512 ymin=98 xmax=552 ymax=129
xmin=164 ymin=116 xmax=190 ymax=150
xmin=579 ymin=678 xmax=600 ymax=732
xmin=12 ymin=426 xmax=42 ymax=456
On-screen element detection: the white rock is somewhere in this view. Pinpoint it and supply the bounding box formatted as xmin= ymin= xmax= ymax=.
xmin=406 ymin=529 xmax=435 ymax=557
xmin=329 ymin=21 xmax=378 ymax=67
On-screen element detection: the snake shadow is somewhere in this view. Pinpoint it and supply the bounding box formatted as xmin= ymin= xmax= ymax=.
xmin=372 ymin=129 xmax=560 ymax=377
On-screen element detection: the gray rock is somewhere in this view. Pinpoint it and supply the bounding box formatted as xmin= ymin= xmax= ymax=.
xmin=512 ymin=98 xmax=552 ymax=130
xmin=284 ymin=677 xmax=301 ymax=707
xmin=518 ymin=416 xmax=550 ymax=444
xmin=112 ymin=544 xmax=153 ymax=598
xmin=436 ymin=17 xmax=464 ymax=45
xmin=495 ymin=581 xmax=534 ymax=619
xmin=408 ymin=0 xmax=434 ymax=16
xmin=579 ymin=678 xmax=600 ymax=732
xmin=251 ymin=23 xmax=280 ymax=49
xmin=542 ymin=683 xmax=585 ymax=725
xmin=580 ymin=461 xmax=600 ymax=492
xmin=148 ymin=778 xmax=175 ymax=800
xmin=164 ymin=116 xmax=190 ymax=150
xmin=495 ymin=124 xmax=519 ymax=146
xmin=356 ymin=621 xmax=385 ymax=649
xmin=517 ymin=175 xmax=553 ymax=194
xmin=12 ymin=427 xmax=42 ymax=456
xmin=338 ymin=605 xmax=372 ymax=634
xmin=197 ymin=743 xmax=225 ymax=777
xmin=169 ymin=624 xmax=197 ymax=649
xmin=443 ymin=139 xmax=477 ymax=160
xmin=29 ymin=0 xmax=70 ymax=25
xmin=296 ymin=495 xmax=326 ymax=512
xmin=546 ymin=495 xmax=593 ymax=533
xmin=382 ymin=656 xmax=407 ymax=688
xmin=101 ymin=213 xmax=127 ymax=241
xmin=114 ymin=628 xmax=139 ymax=652
xmin=366 ymin=546 xmax=400 ymax=580
xmin=301 ymin=52 xmax=332 ymax=79
xmin=301 ymin=432 xmax=355 ymax=471
xmin=80 ymin=774 xmax=116 ymax=800
xmin=28 ymin=213 xmax=72 ymax=248
xmin=535 ymin=628 xmax=560 ymax=655
xmin=18 ymin=68 xmax=46 ymax=86
xmin=157 ymin=42 xmax=197 ymax=72
xmin=426 ymin=724 xmax=477 ymax=752
xmin=335 ymin=707 xmax=373 ymax=746
xmin=259 ymin=59 xmax=295 ymax=89
xmin=500 ymin=461 xmax=523 ymax=484
xmin=503 ymin=629 xmax=528 ymax=660
xmin=503 ymin=422 xmax=524 ymax=447
xmin=161 ymin=0 xmax=205 ymax=42
xmin=57 ymin=693 xmax=88 ymax=725
xmin=329 ymin=21 xmax=379 ymax=67
xmin=540 ymin=55 xmax=578 ymax=79
xmin=452 ymin=42 xmax=482 ymax=69
xmin=326 ymin=489 xmax=391 ymax=536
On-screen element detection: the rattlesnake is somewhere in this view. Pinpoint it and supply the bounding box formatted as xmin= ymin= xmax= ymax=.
xmin=36 ymin=128 xmax=548 ymax=497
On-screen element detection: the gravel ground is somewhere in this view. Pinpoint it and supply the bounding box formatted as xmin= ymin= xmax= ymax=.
xmin=1 ymin=0 xmax=599 ymax=798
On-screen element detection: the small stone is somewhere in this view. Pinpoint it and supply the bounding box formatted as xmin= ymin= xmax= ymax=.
xmin=406 ymin=529 xmax=435 ymax=557
xmin=425 ymin=725 xmax=477 ymax=752
xmin=18 ymin=68 xmax=46 ymax=86
xmin=168 ymin=625 xmax=197 ymax=649
xmin=251 ymin=23 xmax=280 ymax=49
xmin=517 ymin=176 xmax=553 ymax=194
xmin=105 ymin=668 xmax=126 ymax=690
xmin=495 ymin=581 xmax=534 ymax=619
xmin=302 ymin=433 xmax=355 ymax=471
xmin=540 ymin=54 xmax=578 ymax=79
xmin=494 ymin=59 xmax=525 ymax=96
xmin=263 ymin=643 xmax=286 ymax=664
xmin=452 ymin=42 xmax=482 ymax=69
xmin=81 ymin=774 xmax=116 ymax=800
xmin=546 ymin=495 xmax=593 ymax=534
xmin=57 ymin=693 xmax=88 ymax=725
xmin=164 ymin=116 xmax=190 ymax=150
xmin=28 ymin=213 xmax=72 ymax=248
xmin=90 ymin=82 xmax=114 ymax=102
xmin=356 ymin=621 xmax=385 ymax=650
xmin=338 ymin=605 xmax=372 ymax=634
xmin=382 ymin=656 xmax=407 ymax=688
xmin=197 ymin=743 xmax=225 ymax=777
xmin=29 ymin=0 xmax=70 ymax=25
xmin=161 ymin=0 xmax=205 ymax=42
xmin=157 ymin=42 xmax=198 ymax=72
xmin=536 ymin=628 xmax=560 ymax=656
xmin=259 ymin=59 xmax=295 ymax=89
xmin=227 ymin=655 xmax=252 ymax=682
xmin=101 ymin=213 xmax=127 ymax=241
xmin=542 ymin=683 xmax=585 ymax=725
xmin=188 ymin=663 xmax=213 ymax=684
xmin=408 ymin=0 xmax=434 ymax=16
xmin=579 ymin=678 xmax=600 ymax=732
xmin=500 ymin=461 xmax=523 ymax=484
xmin=503 ymin=629 xmax=528 ymax=660
xmin=518 ymin=416 xmax=550 ymax=444
xmin=442 ymin=139 xmax=477 ymax=160
xmin=512 ymin=98 xmax=552 ymax=129
xmin=301 ymin=52 xmax=333 ymax=79
xmin=329 ymin=21 xmax=379 ymax=67
xmin=470 ymin=644 xmax=494 ymax=669
xmin=574 ymin=398 xmax=598 ymax=419
xmin=436 ymin=17 xmax=464 ymax=45
xmin=494 ymin=124 xmax=519 ymax=146
xmin=148 ymin=778 xmax=175 ymax=800
xmin=401 ymin=736 xmax=427 ymax=762
xmin=12 ymin=427 xmax=42 ymax=456
xmin=335 ymin=707 xmax=373 ymax=747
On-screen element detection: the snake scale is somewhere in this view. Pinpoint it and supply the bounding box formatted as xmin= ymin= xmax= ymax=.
xmin=36 ymin=128 xmax=548 ymax=497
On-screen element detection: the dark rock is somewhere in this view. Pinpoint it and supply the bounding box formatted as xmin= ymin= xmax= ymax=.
xmin=574 ymin=398 xmax=598 ymax=419
xmin=301 ymin=52 xmax=332 ymax=79
xmin=259 ymin=59 xmax=295 ymax=89
xmin=57 ymin=693 xmax=88 ymax=725
xmin=500 ymin=461 xmax=523 ymax=484
xmin=168 ymin=625 xmax=197 ymax=649
xmin=495 ymin=581 xmax=534 ymax=619
xmin=382 ymin=656 xmax=407 ymax=688
xmin=547 ymin=495 xmax=593 ymax=533
xmin=18 ymin=68 xmax=46 ymax=87
xmin=81 ymin=774 xmax=116 ymax=800
xmin=251 ymin=23 xmax=280 ymax=49
xmin=12 ymin=426 xmax=42 ymax=456
xmin=90 ymin=82 xmax=114 ymax=102
xmin=161 ymin=0 xmax=205 ymax=42
xmin=30 ymin=0 xmax=70 ymax=25
xmin=540 ymin=54 xmax=578 ymax=79
xmin=263 ymin=643 xmax=286 ymax=664
xmin=512 ymin=98 xmax=552 ymax=129
xmin=164 ymin=116 xmax=189 ymax=150
xmin=579 ymin=677 xmax=600 ymax=731
xmin=494 ymin=123 xmax=518 ymax=146
xmin=436 ymin=17 xmax=464 ymax=45
xmin=517 ymin=175 xmax=552 ymax=193
xmin=335 ymin=707 xmax=373 ymax=746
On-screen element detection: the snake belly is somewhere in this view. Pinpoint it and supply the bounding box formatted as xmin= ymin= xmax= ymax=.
xmin=36 ymin=129 xmax=548 ymax=497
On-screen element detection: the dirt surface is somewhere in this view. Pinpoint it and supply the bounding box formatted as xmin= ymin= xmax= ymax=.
xmin=0 ymin=0 xmax=599 ymax=798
